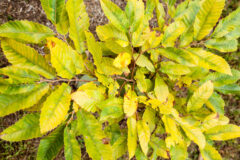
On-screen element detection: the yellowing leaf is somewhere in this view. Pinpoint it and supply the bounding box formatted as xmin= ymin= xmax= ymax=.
xmin=187 ymin=81 xmax=213 ymax=112
xmin=170 ymin=144 xmax=188 ymax=160
xmin=142 ymin=107 xmax=156 ymax=133
xmin=0 ymin=83 xmax=49 ymax=117
xmin=200 ymin=143 xmax=222 ymax=160
xmin=160 ymin=61 xmax=191 ymax=76
xmin=112 ymin=135 xmax=127 ymax=159
xmin=205 ymin=124 xmax=240 ymax=141
xmin=162 ymin=21 xmax=186 ymax=47
xmin=64 ymin=126 xmax=81 ymax=160
xmin=0 ymin=113 xmax=41 ymax=141
xmin=1 ymin=38 xmax=56 ymax=79
xmin=71 ymin=82 xmax=105 ymax=112
xmin=48 ymin=37 xmax=84 ymax=79
xmin=194 ymin=0 xmax=225 ymax=40
xmin=124 ymin=89 xmax=138 ymax=117
xmin=66 ymin=0 xmax=89 ymax=53
xmin=40 ymin=0 xmax=69 ymax=34
xmin=205 ymin=38 xmax=238 ymax=52
xmin=149 ymin=137 xmax=168 ymax=159
xmin=0 ymin=20 xmax=54 ymax=43
xmin=100 ymin=0 xmax=129 ymax=32
xmin=206 ymin=92 xmax=225 ymax=115
xmin=154 ymin=0 xmax=165 ymax=30
xmin=154 ymin=74 xmax=169 ymax=103
xmin=113 ymin=52 xmax=131 ymax=69
xmin=134 ymin=68 xmax=152 ymax=93
xmin=127 ymin=116 xmax=137 ymax=159
xmin=133 ymin=53 xmax=155 ymax=72
xmin=40 ymin=83 xmax=71 ymax=133
xmin=188 ymin=48 xmax=232 ymax=75
xmin=77 ymin=110 xmax=113 ymax=160
xmin=137 ymin=120 xmax=150 ymax=156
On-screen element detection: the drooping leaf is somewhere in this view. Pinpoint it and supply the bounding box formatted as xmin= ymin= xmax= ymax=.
xmin=0 ymin=113 xmax=41 ymax=141
xmin=40 ymin=0 xmax=69 ymax=34
xmin=77 ymin=110 xmax=113 ymax=160
xmin=72 ymin=82 xmax=105 ymax=112
xmin=0 ymin=20 xmax=54 ymax=43
xmin=200 ymin=143 xmax=222 ymax=160
xmin=124 ymin=89 xmax=138 ymax=117
xmin=127 ymin=116 xmax=137 ymax=159
xmin=187 ymin=81 xmax=214 ymax=112
xmin=187 ymin=48 xmax=232 ymax=75
xmin=40 ymin=83 xmax=71 ymax=133
xmin=133 ymin=53 xmax=155 ymax=72
xmin=66 ymin=0 xmax=89 ymax=53
xmin=37 ymin=125 xmax=64 ymax=160
xmin=137 ymin=120 xmax=151 ymax=156
xmin=205 ymin=38 xmax=238 ymax=52
xmin=1 ymin=38 xmax=56 ymax=79
xmin=212 ymin=7 xmax=240 ymax=38
xmin=194 ymin=0 xmax=225 ymax=40
xmin=205 ymin=124 xmax=240 ymax=141
xmin=47 ymin=37 xmax=84 ymax=79
xmin=0 ymin=82 xmax=49 ymax=117
xmin=154 ymin=74 xmax=169 ymax=103
xmin=64 ymin=126 xmax=81 ymax=160
xmin=100 ymin=0 xmax=129 ymax=32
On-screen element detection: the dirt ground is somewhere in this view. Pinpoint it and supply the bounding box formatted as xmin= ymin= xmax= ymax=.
xmin=0 ymin=0 xmax=239 ymax=159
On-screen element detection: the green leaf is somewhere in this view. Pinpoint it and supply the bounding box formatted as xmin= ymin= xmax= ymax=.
xmin=0 ymin=20 xmax=54 ymax=43
xmin=215 ymin=84 xmax=240 ymax=95
xmin=77 ymin=110 xmax=113 ymax=160
xmin=149 ymin=137 xmax=168 ymax=159
xmin=145 ymin=0 xmax=155 ymax=20
xmin=187 ymin=81 xmax=214 ymax=112
xmin=205 ymin=124 xmax=240 ymax=141
xmin=206 ymin=92 xmax=225 ymax=115
xmin=187 ymin=48 xmax=232 ymax=75
xmin=64 ymin=126 xmax=81 ymax=160
xmin=40 ymin=0 xmax=69 ymax=34
xmin=47 ymin=37 xmax=84 ymax=79
xmin=40 ymin=83 xmax=71 ymax=133
xmin=37 ymin=125 xmax=64 ymax=160
xmin=66 ymin=0 xmax=89 ymax=53
xmin=143 ymin=107 xmax=156 ymax=133
xmin=127 ymin=116 xmax=137 ymax=159
xmin=156 ymin=48 xmax=195 ymax=67
xmin=0 ymin=113 xmax=41 ymax=141
xmin=154 ymin=74 xmax=169 ymax=103
xmin=100 ymin=0 xmax=129 ymax=32
xmin=194 ymin=0 xmax=225 ymax=40
xmin=160 ymin=61 xmax=191 ymax=76
xmin=1 ymin=38 xmax=56 ymax=79
xmin=137 ymin=120 xmax=151 ymax=156
xmin=134 ymin=68 xmax=152 ymax=93
xmin=124 ymin=89 xmax=138 ymax=117
xmin=200 ymin=143 xmax=222 ymax=160
xmin=0 ymin=82 xmax=36 ymax=95
xmin=0 ymin=82 xmax=49 ymax=117
xmin=205 ymin=38 xmax=238 ymax=52
xmin=170 ymin=144 xmax=188 ymax=160
xmin=133 ymin=53 xmax=155 ymax=72
xmin=154 ymin=0 xmax=165 ymax=30
xmin=162 ymin=21 xmax=186 ymax=47
xmin=99 ymin=98 xmax=124 ymax=122
xmin=135 ymin=147 xmax=148 ymax=160
xmin=212 ymin=7 xmax=240 ymax=38
xmin=72 ymin=82 xmax=105 ymax=112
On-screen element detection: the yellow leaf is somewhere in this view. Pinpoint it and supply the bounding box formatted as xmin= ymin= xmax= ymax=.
xmin=200 ymin=143 xmax=222 ymax=160
xmin=124 ymin=89 xmax=138 ymax=117
xmin=187 ymin=81 xmax=214 ymax=112
xmin=154 ymin=74 xmax=169 ymax=103
xmin=127 ymin=115 xmax=137 ymax=159
xmin=113 ymin=52 xmax=131 ymax=69
xmin=137 ymin=120 xmax=151 ymax=156
xmin=40 ymin=83 xmax=71 ymax=133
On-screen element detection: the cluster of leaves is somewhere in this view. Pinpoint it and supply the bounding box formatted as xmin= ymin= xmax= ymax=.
xmin=0 ymin=0 xmax=240 ymax=159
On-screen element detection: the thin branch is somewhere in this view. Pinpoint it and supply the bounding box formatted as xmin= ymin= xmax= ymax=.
xmin=37 ymin=78 xmax=96 ymax=84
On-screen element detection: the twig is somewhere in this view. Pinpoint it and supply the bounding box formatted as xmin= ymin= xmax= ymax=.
xmin=38 ymin=78 xmax=96 ymax=84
